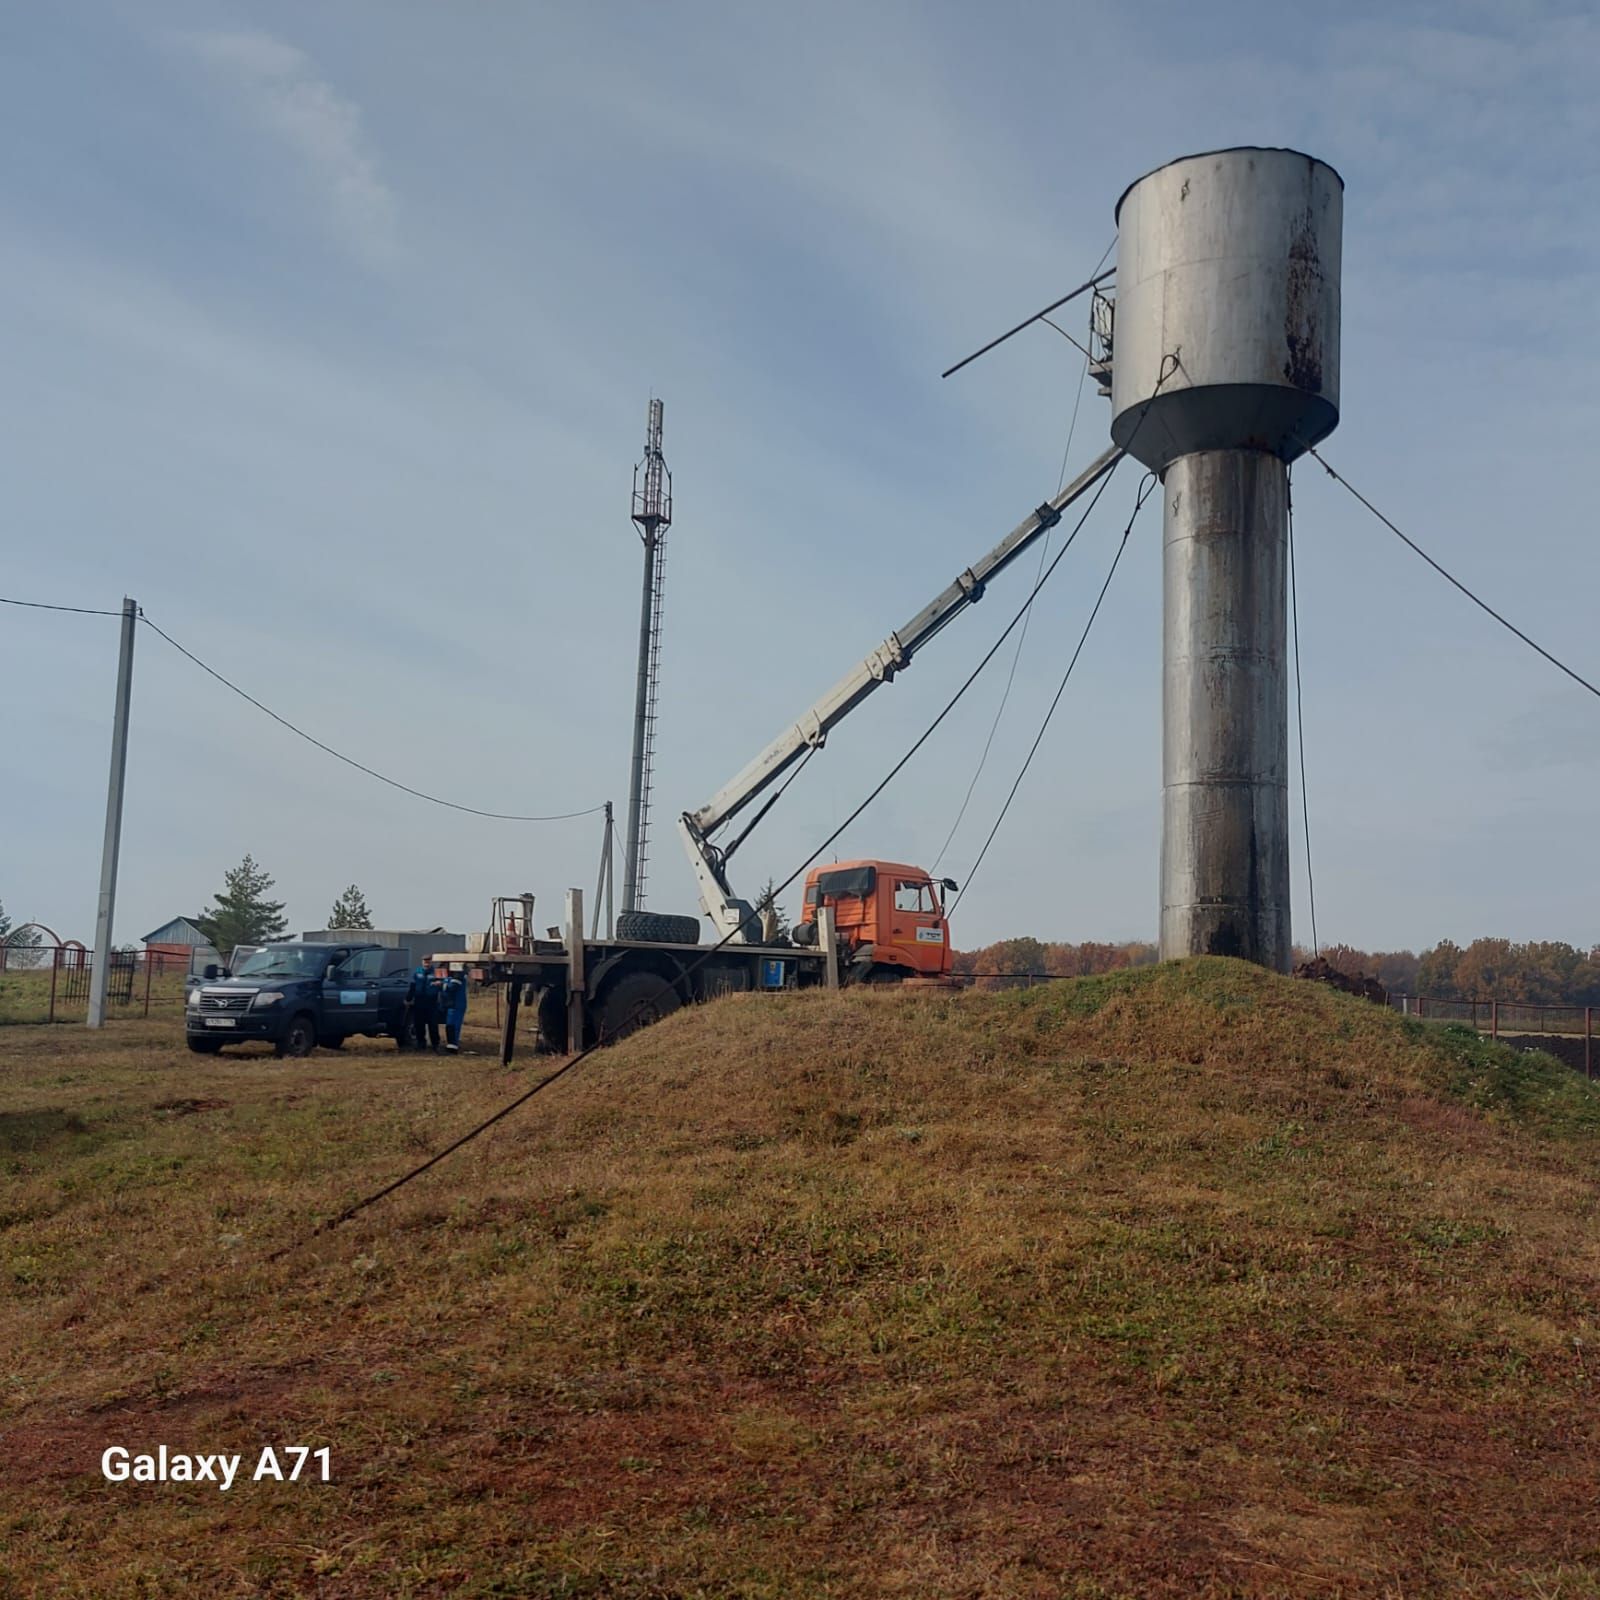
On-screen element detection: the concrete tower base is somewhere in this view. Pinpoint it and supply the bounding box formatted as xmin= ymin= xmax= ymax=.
xmin=1159 ymin=449 xmax=1291 ymax=971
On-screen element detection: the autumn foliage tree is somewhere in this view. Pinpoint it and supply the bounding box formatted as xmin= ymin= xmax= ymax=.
xmin=952 ymin=939 xmax=1157 ymax=990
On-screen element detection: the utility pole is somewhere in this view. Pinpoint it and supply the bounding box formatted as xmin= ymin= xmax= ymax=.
xmin=591 ymin=801 xmax=616 ymax=939
xmin=621 ymin=398 xmax=672 ymax=914
xmin=87 ymin=596 xmax=137 ymax=1028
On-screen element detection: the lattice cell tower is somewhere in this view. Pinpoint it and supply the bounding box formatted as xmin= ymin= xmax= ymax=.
xmin=621 ymin=397 xmax=673 ymax=914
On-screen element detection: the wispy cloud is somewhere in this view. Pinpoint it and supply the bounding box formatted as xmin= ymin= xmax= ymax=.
xmin=179 ymin=29 xmax=398 ymax=266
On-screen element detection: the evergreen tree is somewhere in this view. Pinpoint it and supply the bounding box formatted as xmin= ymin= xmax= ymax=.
xmin=754 ymin=878 xmax=789 ymax=940
xmin=197 ymin=855 xmax=288 ymax=953
xmin=0 ymin=898 xmax=44 ymax=968
xmin=327 ymin=884 xmax=374 ymax=930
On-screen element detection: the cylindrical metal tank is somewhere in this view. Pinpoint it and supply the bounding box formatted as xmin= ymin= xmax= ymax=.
xmin=1160 ymin=451 xmax=1290 ymax=969
xmin=1109 ymin=147 xmax=1342 ymax=972
xmin=1111 ymin=147 xmax=1342 ymax=471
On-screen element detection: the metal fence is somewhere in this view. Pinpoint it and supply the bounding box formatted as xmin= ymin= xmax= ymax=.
xmin=1392 ymin=994 xmax=1596 ymax=1078
xmin=0 ymin=946 xmax=190 ymax=1024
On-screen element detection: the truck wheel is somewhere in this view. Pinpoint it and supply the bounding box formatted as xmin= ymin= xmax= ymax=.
xmin=615 ymin=910 xmax=701 ymax=946
xmin=535 ymin=986 xmax=567 ymax=1054
xmin=277 ymin=1014 xmax=318 ymax=1058
xmin=187 ymin=1036 xmax=224 ymax=1054
xmin=595 ymin=971 xmax=681 ymax=1044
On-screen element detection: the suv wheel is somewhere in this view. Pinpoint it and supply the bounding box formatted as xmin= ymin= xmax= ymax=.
xmin=277 ymin=1014 xmax=318 ymax=1058
xmin=187 ymin=1036 xmax=224 ymax=1054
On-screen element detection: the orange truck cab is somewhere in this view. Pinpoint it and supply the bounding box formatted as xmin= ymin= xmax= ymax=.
xmin=796 ymin=860 xmax=955 ymax=981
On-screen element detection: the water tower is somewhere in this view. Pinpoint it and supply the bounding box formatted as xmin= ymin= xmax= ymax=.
xmin=1109 ymin=148 xmax=1342 ymax=971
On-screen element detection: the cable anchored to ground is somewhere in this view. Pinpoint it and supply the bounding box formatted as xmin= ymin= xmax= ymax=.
xmin=932 ymin=338 xmax=1094 ymax=875
xmin=1307 ymin=446 xmax=1600 ymax=702
xmin=268 ymin=354 xmax=1183 ymax=1258
xmin=139 ymin=615 xmax=607 ymax=822
xmin=950 ymin=470 xmax=1157 ymax=917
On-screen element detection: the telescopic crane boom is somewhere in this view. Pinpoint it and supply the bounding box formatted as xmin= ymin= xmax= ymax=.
xmin=679 ymin=444 xmax=1124 ymax=939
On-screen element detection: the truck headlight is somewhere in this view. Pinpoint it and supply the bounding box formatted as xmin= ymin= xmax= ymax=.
xmin=186 ymin=988 xmax=201 ymax=1008
xmin=252 ymin=991 xmax=285 ymax=1009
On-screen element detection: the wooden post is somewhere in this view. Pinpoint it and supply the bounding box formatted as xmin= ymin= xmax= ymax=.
xmin=500 ymin=980 xmax=521 ymax=1067
xmin=1586 ymin=1007 xmax=1593 ymax=1081
xmin=566 ymin=888 xmax=586 ymax=1052
xmin=1491 ymin=1000 xmax=1499 ymax=1040
xmin=818 ymin=904 xmax=839 ymax=991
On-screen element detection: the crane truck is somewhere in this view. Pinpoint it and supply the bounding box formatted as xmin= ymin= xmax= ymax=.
xmin=459 ymin=445 xmax=1122 ymax=1062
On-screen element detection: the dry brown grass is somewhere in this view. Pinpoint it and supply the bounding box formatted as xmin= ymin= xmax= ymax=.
xmin=3 ymin=958 xmax=1600 ymax=1597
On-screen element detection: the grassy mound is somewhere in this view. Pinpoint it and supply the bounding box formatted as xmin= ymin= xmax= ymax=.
xmin=4 ymin=959 xmax=1600 ymax=1596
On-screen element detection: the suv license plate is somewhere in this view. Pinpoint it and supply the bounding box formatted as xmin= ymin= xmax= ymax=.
xmin=204 ymin=1018 xmax=237 ymax=1028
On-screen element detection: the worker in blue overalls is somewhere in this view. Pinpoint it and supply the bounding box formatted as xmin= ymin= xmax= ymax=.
xmin=437 ymin=963 xmax=467 ymax=1054
xmin=408 ymin=962 xmax=441 ymax=1052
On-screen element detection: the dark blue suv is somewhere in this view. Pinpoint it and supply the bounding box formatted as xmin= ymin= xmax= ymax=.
xmin=185 ymin=942 xmax=415 ymax=1057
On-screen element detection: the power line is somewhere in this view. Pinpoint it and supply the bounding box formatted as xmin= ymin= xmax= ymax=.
xmin=1287 ymin=468 xmax=1318 ymax=958
xmin=138 ymin=615 xmax=606 ymax=823
xmin=0 ymin=595 xmax=125 ymax=617
xmin=949 ymin=471 xmax=1157 ymax=918
xmin=1307 ymin=446 xmax=1600 ymax=702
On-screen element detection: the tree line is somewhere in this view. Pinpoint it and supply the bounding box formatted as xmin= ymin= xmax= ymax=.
xmin=954 ymin=934 xmax=1600 ymax=1006
xmin=952 ymin=939 xmax=1159 ymax=988
xmin=189 ymin=855 xmax=378 ymax=953
xmin=1310 ymin=939 xmax=1600 ymax=1007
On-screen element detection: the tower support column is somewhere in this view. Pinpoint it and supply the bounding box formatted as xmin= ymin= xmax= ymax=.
xmin=1159 ymin=449 xmax=1290 ymax=971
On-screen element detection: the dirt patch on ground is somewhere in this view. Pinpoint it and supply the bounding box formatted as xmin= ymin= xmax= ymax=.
xmin=151 ymin=1097 xmax=230 ymax=1117
xmin=3 ymin=1365 xmax=314 ymax=1485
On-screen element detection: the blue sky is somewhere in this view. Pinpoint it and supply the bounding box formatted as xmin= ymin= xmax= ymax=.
xmin=3 ymin=0 xmax=1597 ymax=954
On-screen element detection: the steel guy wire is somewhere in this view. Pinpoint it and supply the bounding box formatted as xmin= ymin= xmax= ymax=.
xmin=1307 ymin=446 xmax=1600 ymax=703
xmin=267 ymin=355 xmax=1182 ymax=1257
xmin=1287 ymin=466 xmax=1319 ymax=958
xmin=931 ymin=337 xmax=1094 ymax=874
xmin=948 ymin=470 xmax=1158 ymax=918
xmin=272 ymin=453 xmax=1132 ymax=1255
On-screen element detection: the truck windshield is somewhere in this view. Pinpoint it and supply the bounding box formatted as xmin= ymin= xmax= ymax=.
xmin=232 ymin=947 xmax=336 ymax=979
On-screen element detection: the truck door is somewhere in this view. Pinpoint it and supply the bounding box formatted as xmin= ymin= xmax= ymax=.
xmin=889 ymin=878 xmax=946 ymax=973
xmin=324 ymin=947 xmax=383 ymax=1034
xmin=375 ymin=948 xmax=415 ymax=1033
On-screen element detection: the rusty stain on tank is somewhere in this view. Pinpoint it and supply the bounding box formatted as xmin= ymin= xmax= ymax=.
xmin=1283 ymin=205 xmax=1323 ymax=394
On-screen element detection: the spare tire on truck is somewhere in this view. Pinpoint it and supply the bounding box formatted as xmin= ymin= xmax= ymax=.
xmin=616 ymin=910 xmax=700 ymax=945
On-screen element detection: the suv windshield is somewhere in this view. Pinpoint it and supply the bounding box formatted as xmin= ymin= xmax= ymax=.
xmin=232 ymin=947 xmax=339 ymax=980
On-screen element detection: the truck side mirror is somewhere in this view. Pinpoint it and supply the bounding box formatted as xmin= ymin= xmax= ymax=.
xmin=203 ymin=964 xmax=218 ymax=980
xmin=940 ymin=878 xmax=959 ymax=894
